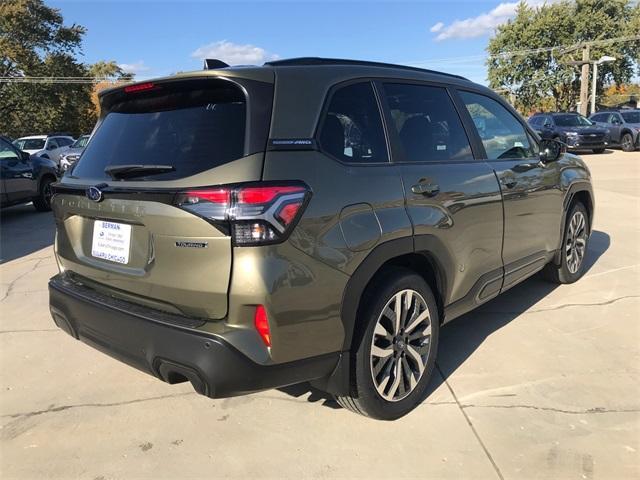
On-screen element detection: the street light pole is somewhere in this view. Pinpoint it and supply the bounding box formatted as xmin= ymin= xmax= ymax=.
xmin=590 ymin=55 xmax=616 ymax=115
xmin=591 ymin=61 xmax=598 ymax=115
xmin=579 ymin=46 xmax=590 ymax=116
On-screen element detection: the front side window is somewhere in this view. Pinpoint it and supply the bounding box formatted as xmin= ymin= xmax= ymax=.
xmin=383 ymin=83 xmax=472 ymax=162
xmin=460 ymin=91 xmax=536 ymax=160
xmin=14 ymin=138 xmax=45 ymax=151
xmin=318 ymin=82 xmax=388 ymax=163
xmin=72 ymin=135 xmax=90 ymax=148
xmin=46 ymin=139 xmax=59 ymax=150
xmin=0 ymin=139 xmax=20 ymax=160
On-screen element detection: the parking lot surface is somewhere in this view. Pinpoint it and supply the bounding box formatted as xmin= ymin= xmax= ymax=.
xmin=1 ymin=150 xmax=639 ymax=479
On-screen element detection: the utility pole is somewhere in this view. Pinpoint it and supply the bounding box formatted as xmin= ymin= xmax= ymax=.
xmin=579 ymin=45 xmax=590 ymax=116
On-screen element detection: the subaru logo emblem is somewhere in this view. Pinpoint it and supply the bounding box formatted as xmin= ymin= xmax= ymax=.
xmin=86 ymin=186 xmax=103 ymax=202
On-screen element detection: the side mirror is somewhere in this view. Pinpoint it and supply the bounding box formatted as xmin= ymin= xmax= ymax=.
xmin=539 ymin=139 xmax=563 ymax=163
xmin=46 ymin=144 xmax=55 ymax=150
xmin=20 ymin=150 xmax=30 ymax=163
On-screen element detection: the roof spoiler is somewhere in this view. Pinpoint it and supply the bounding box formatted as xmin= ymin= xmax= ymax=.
xmin=203 ymin=59 xmax=230 ymax=70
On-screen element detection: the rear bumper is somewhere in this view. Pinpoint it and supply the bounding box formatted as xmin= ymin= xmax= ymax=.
xmin=49 ymin=274 xmax=339 ymax=398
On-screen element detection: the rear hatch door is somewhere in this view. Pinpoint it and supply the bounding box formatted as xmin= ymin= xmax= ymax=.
xmin=53 ymin=73 xmax=273 ymax=319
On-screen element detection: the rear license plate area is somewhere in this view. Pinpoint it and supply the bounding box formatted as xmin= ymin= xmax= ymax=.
xmin=91 ymin=220 xmax=132 ymax=264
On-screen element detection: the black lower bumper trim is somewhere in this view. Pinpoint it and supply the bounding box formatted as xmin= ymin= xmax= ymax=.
xmin=49 ymin=275 xmax=339 ymax=398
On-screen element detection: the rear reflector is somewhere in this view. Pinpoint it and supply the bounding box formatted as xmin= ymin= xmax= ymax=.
xmin=254 ymin=305 xmax=271 ymax=347
xmin=124 ymin=82 xmax=156 ymax=93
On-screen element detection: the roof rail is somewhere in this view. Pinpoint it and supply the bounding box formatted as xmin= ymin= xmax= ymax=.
xmin=203 ymin=59 xmax=230 ymax=70
xmin=264 ymin=57 xmax=469 ymax=81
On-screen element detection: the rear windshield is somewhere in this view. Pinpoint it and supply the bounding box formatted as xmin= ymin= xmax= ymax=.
xmin=72 ymin=84 xmax=247 ymax=181
xmin=14 ymin=138 xmax=45 ymax=150
xmin=554 ymin=115 xmax=592 ymax=127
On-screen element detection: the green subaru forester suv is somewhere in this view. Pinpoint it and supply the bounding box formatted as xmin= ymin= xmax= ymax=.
xmin=49 ymin=58 xmax=594 ymax=420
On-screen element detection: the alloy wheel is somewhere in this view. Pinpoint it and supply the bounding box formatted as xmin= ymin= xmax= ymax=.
xmin=369 ymin=289 xmax=432 ymax=402
xmin=43 ymin=181 xmax=53 ymax=207
xmin=622 ymin=134 xmax=633 ymax=151
xmin=566 ymin=211 xmax=587 ymax=274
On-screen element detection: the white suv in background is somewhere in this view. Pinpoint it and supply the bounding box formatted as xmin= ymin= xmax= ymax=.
xmin=13 ymin=135 xmax=75 ymax=164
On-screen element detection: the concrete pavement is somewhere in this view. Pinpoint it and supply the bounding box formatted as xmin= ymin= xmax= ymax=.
xmin=1 ymin=150 xmax=639 ymax=479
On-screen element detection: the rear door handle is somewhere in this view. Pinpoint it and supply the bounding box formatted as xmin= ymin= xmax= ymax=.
xmin=411 ymin=183 xmax=440 ymax=196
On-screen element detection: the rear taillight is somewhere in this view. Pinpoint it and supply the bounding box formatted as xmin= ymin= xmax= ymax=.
xmin=174 ymin=182 xmax=311 ymax=246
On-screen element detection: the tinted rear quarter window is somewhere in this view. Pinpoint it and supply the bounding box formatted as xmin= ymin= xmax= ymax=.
xmin=318 ymin=82 xmax=388 ymax=163
xmin=73 ymin=82 xmax=247 ymax=181
xmin=383 ymin=83 xmax=472 ymax=162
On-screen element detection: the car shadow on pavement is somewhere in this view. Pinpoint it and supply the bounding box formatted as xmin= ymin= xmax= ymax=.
xmin=279 ymin=230 xmax=610 ymax=411
xmin=0 ymin=204 xmax=56 ymax=264
xmin=580 ymin=149 xmax=616 ymax=155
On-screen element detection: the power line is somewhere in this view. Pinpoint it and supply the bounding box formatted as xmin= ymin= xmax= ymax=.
xmin=409 ymin=35 xmax=640 ymax=67
xmin=0 ymin=77 xmax=132 ymax=84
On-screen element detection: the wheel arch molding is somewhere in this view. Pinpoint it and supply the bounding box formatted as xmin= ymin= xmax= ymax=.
xmin=555 ymin=182 xmax=595 ymax=264
xmin=339 ymin=235 xmax=452 ymax=353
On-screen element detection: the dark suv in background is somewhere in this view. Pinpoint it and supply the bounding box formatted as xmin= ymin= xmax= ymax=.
xmin=528 ymin=112 xmax=610 ymax=153
xmin=589 ymin=110 xmax=640 ymax=152
xmin=48 ymin=58 xmax=595 ymax=420
xmin=1 ymin=136 xmax=59 ymax=211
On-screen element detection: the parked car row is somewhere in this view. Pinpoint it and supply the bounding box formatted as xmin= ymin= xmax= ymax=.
xmin=11 ymin=133 xmax=91 ymax=166
xmin=527 ymin=109 xmax=640 ymax=153
xmin=1 ymin=132 xmax=90 ymax=212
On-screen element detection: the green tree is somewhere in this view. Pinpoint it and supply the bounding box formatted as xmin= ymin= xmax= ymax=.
xmin=0 ymin=0 xmax=132 ymax=138
xmin=487 ymin=0 xmax=640 ymax=114
xmin=89 ymin=60 xmax=133 ymax=81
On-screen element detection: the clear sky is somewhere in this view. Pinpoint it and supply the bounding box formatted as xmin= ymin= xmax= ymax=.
xmin=48 ymin=0 xmax=545 ymax=84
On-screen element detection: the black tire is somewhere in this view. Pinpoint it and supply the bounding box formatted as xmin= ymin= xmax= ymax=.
xmin=336 ymin=267 xmax=439 ymax=420
xmin=543 ymin=202 xmax=590 ymax=284
xmin=33 ymin=176 xmax=54 ymax=212
xmin=592 ymin=148 xmax=605 ymax=154
xmin=621 ymin=133 xmax=635 ymax=152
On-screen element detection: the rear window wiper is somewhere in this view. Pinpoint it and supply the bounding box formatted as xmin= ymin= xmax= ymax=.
xmin=104 ymin=164 xmax=176 ymax=180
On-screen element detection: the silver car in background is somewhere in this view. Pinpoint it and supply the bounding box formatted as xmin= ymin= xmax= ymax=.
xmin=13 ymin=135 xmax=75 ymax=163
xmin=60 ymin=135 xmax=90 ymax=171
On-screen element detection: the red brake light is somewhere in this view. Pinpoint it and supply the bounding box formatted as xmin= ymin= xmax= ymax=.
xmin=254 ymin=305 xmax=271 ymax=347
xmin=124 ymin=82 xmax=156 ymax=93
xmin=238 ymin=186 xmax=305 ymax=204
